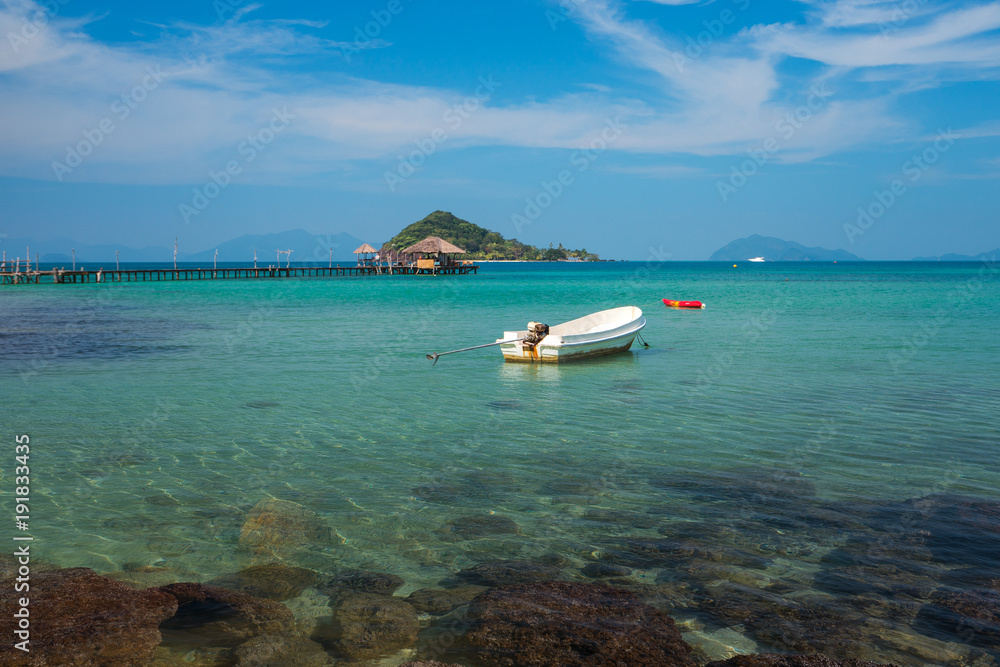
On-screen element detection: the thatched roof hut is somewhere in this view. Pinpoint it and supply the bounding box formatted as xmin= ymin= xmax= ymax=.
xmin=354 ymin=242 xmax=378 ymax=266
xmin=401 ymin=236 xmax=466 ymax=255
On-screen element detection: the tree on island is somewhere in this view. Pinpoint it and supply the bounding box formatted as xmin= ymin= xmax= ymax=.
xmin=542 ymin=244 xmax=568 ymax=261
xmin=382 ymin=211 xmax=597 ymax=261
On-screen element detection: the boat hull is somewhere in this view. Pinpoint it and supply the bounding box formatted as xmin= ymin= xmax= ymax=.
xmin=497 ymin=306 xmax=645 ymax=363
xmin=499 ymin=335 xmax=638 ymax=363
xmin=663 ymin=299 xmax=704 ymax=309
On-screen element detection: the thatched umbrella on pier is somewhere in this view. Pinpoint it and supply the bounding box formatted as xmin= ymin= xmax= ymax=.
xmin=354 ymin=243 xmax=378 ymax=266
xmin=401 ymin=236 xmax=466 ymax=266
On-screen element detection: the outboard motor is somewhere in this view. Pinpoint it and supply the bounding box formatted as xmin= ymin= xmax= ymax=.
xmin=523 ymin=322 xmax=549 ymax=348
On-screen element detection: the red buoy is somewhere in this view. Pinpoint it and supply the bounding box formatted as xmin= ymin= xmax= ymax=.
xmin=663 ymin=299 xmax=705 ymax=309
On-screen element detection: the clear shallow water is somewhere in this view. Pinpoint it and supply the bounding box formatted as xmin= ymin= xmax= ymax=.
xmin=2 ymin=261 xmax=999 ymax=664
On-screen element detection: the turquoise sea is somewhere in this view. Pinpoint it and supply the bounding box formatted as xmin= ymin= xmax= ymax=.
xmin=2 ymin=260 xmax=999 ymax=664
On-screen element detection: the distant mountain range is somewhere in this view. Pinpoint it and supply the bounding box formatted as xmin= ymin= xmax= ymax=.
xmin=1 ymin=236 xmax=173 ymax=264
xmin=710 ymin=235 xmax=864 ymax=261
xmin=10 ymin=228 xmax=994 ymax=264
xmin=1 ymin=230 xmax=364 ymax=265
xmin=912 ymin=249 xmax=999 ymax=261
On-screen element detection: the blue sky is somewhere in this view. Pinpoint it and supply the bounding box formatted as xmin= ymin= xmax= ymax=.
xmin=1 ymin=0 xmax=998 ymax=260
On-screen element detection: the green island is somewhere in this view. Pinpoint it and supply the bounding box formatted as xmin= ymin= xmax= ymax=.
xmin=382 ymin=210 xmax=599 ymax=261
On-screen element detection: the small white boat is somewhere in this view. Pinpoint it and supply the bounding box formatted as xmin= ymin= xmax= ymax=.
xmin=497 ymin=306 xmax=646 ymax=363
xmin=749 ymin=256 xmax=765 ymax=262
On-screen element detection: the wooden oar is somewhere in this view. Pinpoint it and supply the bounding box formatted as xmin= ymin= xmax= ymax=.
xmin=426 ymin=338 xmax=525 ymax=365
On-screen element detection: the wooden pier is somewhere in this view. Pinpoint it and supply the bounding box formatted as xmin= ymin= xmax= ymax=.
xmin=0 ymin=263 xmax=478 ymax=285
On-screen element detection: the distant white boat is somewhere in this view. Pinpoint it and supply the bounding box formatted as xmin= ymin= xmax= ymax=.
xmin=497 ymin=306 xmax=645 ymax=363
xmin=749 ymin=256 xmax=765 ymax=262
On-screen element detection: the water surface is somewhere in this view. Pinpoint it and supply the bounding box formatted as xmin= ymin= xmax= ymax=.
xmin=2 ymin=261 xmax=998 ymax=664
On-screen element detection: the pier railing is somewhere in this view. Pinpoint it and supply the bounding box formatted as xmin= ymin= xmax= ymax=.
xmin=0 ymin=263 xmax=478 ymax=285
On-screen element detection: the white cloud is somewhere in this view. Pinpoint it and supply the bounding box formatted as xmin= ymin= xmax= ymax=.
xmin=0 ymin=0 xmax=996 ymax=187
xmin=795 ymin=0 xmax=939 ymax=28
xmin=562 ymin=0 xmax=905 ymax=157
xmin=954 ymin=121 xmax=1000 ymax=139
xmin=754 ymin=3 xmax=1000 ymax=67
xmin=632 ymin=0 xmax=704 ymax=5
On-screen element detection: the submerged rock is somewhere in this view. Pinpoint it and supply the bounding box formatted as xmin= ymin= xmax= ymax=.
xmin=821 ymin=532 xmax=936 ymax=570
xmin=613 ymin=536 xmax=771 ymax=570
xmin=582 ymin=508 xmax=658 ymax=529
xmin=158 ymin=582 xmax=295 ymax=646
xmin=209 ymin=564 xmax=320 ymax=601
xmin=0 ymin=567 xmax=177 ymax=666
xmin=485 ymin=399 xmax=522 ymax=411
xmin=105 ymin=565 xmax=184 ymax=590
xmin=679 ymin=561 xmax=770 ymax=590
xmin=541 ymin=477 xmax=606 ymax=498
xmin=413 ymin=483 xmax=464 ymax=503
xmin=465 ymin=581 xmax=695 ymax=666
xmin=705 ymin=655 xmax=894 ymax=667
xmin=856 ymin=493 xmax=1000 ymax=571
xmin=649 ymin=466 xmax=816 ymax=508
xmin=915 ymin=587 xmax=1000 ymax=650
xmin=905 ymin=494 xmax=1000 ymax=570
xmin=407 ymin=586 xmax=483 ymax=615
xmin=438 ymin=515 xmax=521 ymax=542
xmin=316 ymin=593 xmax=418 ymax=662
xmin=0 ymin=553 xmax=57 ymax=579
xmin=942 ymin=566 xmax=1000 ymax=591
xmin=814 ymin=563 xmax=938 ymax=599
xmin=238 ymin=498 xmax=333 ymax=560
xmin=581 ymin=562 xmax=632 ymax=578
xmin=144 ymin=492 xmax=181 ymax=506
xmin=321 ymin=569 xmax=404 ymax=601
xmin=413 ymin=470 xmax=522 ymax=504
xmin=602 ymin=579 xmax=696 ymax=613
xmin=149 ymin=644 xmax=232 ymax=666
xmin=232 ymin=634 xmax=333 ymax=666
xmin=700 ymin=581 xmax=865 ymax=657
xmin=461 ymin=469 xmax=523 ymax=495
xmin=456 ymin=560 xmax=563 ymax=587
